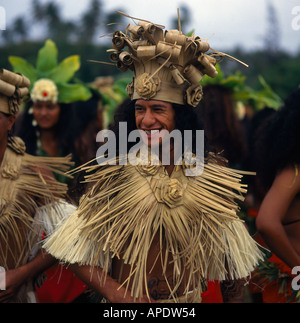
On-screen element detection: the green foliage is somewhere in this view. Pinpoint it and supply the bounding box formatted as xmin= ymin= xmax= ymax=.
xmin=201 ymin=64 xmax=283 ymax=110
xmin=36 ymin=39 xmax=58 ymax=74
xmin=8 ymin=57 xmax=37 ymax=84
xmin=57 ymin=83 xmax=92 ymax=104
xmin=222 ymin=49 xmax=300 ymax=102
xmin=201 ymin=64 xmax=246 ymax=89
xmin=8 ymin=40 xmax=92 ymax=103
xmin=99 ymin=77 xmax=131 ymax=124
xmin=50 ymin=55 xmax=81 ymax=84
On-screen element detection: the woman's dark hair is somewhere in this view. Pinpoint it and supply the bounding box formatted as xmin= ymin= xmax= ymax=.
xmin=14 ymin=100 xmax=79 ymax=164
xmin=198 ymin=84 xmax=248 ymax=168
xmin=72 ymin=90 xmax=102 ymax=137
xmin=254 ymin=87 xmax=300 ymax=190
xmin=109 ymin=98 xmax=211 ymax=157
xmin=71 ymin=90 xmax=103 ymax=164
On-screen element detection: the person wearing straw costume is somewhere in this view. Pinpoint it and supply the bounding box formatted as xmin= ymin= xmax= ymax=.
xmin=43 ymin=12 xmax=264 ymax=303
xmin=9 ymin=40 xmax=93 ymax=303
xmin=0 ymin=68 xmax=75 ymax=303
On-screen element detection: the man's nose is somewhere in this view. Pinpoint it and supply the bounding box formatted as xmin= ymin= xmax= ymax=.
xmin=142 ymin=109 xmax=155 ymax=127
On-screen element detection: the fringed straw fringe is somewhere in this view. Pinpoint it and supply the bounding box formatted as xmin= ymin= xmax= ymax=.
xmin=0 ymin=141 xmax=73 ymax=270
xmin=44 ymin=157 xmax=264 ymax=303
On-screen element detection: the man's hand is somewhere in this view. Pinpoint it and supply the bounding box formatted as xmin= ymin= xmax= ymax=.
xmin=0 ymin=267 xmax=25 ymax=303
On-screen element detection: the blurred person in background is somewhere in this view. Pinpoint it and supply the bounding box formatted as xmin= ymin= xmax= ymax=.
xmin=10 ymin=40 xmax=92 ymax=303
xmin=254 ymin=87 xmax=300 ymax=303
xmin=198 ymin=83 xmax=248 ymax=170
xmin=0 ymin=68 xmax=74 ymax=303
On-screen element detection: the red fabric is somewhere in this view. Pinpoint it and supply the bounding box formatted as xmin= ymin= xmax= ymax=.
xmin=37 ymin=267 xmax=223 ymax=303
xmin=262 ymin=254 xmax=295 ymax=303
xmin=36 ymin=264 xmax=87 ymax=303
xmin=248 ymin=208 xmax=259 ymax=218
xmin=268 ymin=254 xmax=293 ymax=276
xmin=262 ymin=281 xmax=294 ymax=303
xmin=201 ymin=281 xmax=223 ymax=303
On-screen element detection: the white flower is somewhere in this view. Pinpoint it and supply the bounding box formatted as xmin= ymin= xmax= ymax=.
xmin=31 ymin=79 xmax=58 ymax=103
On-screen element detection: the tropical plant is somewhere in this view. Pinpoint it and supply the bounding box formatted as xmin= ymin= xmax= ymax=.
xmin=8 ymin=39 xmax=92 ymax=103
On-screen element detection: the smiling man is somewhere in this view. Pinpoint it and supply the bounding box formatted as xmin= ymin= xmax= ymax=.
xmin=134 ymin=99 xmax=185 ymax=174
xmin=44 ymin=14 xmax=264 ymax=303
xmin=135 ymin=100 xmax=175 ymax=146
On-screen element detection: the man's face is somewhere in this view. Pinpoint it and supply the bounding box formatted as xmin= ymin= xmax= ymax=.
xmin=135 ymin=99 xmax=176 ymax=147
xmin=32 ymin=101 xmax=61 ymax=130
xmin=0 ymin=112 xmax=15 ymax=143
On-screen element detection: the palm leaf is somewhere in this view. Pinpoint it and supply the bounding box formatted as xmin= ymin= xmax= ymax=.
xmin=56 ymin=83 xmax=92 ymax=103
xmin=49 ymin=55 xmax=81 ymax=84
xmin=36 ymin=39 xmax=58 ymax=75
xmin=8 ymin=56 xmax=37 ymax=87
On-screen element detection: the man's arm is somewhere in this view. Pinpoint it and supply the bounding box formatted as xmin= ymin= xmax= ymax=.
xmin=70 ymin=264 xmax=155 ymax=303
xmin=0 ymin=249 xmax=56 ymax=303
xmin=256 ymin=166 xmax=300 ymax=269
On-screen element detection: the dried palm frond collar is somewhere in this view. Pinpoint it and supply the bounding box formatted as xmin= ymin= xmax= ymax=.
xmin=0 ymin=136 xmax=73 ymax=271
xmin=44 ymin=153 xmax=264 ymax=303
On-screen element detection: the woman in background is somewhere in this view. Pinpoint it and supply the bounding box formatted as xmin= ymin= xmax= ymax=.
xmin=10 ymin=40 xmax=92 ymax=303
xmin=255 ymin=87 xmax=300 ymax=303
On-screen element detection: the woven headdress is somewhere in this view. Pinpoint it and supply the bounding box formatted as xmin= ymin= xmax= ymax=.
xmin=0 ymin=68 xmax=30 ymax=115
xmin=107 ymin=11 xmax=240 ymax=107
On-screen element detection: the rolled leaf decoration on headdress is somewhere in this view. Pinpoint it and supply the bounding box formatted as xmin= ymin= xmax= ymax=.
xmin=0 ymin=68 xmax=31 ymax=115
xmin=8 ymin=40 xmax=92 ymax=104
xmin=106 ymin=11 xmax=244 ymax=108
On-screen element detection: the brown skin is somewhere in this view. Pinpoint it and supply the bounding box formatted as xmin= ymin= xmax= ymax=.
xmin=32 ymin=100 xmax=61 ymax=157
xmin=0 ymin=251 xmax=56 ymax=303
xmin=256 ymin=166 xmax=300 ymax=269
xmin=135 ymin=99 xmax=176 ymax=176
xmin=32 ymin=101 xmax=61 ymax=130
xmin=135 ymin=99 xmax=175 ymax=145
xmin=70 ymin=265 xmax=154 ymax=303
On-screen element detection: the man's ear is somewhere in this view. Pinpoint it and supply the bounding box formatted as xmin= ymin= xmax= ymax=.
xmin=7 ymin=115 xmax=16 ymax=131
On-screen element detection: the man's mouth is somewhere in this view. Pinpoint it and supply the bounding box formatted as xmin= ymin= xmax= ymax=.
xmin=144 ymin=129 xmax=161 ymax=136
